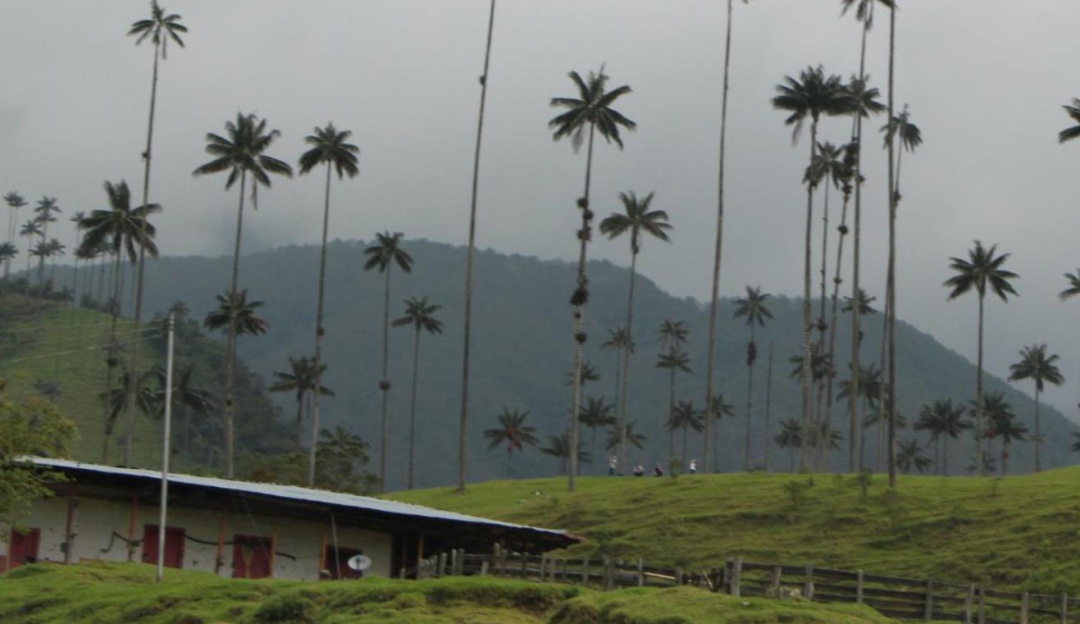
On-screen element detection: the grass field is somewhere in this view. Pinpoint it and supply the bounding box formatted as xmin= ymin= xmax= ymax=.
xmin=0 ymin=561 xmax=896 ymax=624
xmin=388 ymin=467 xmax=1080 ymax=593
xmin=0 ymin=296 xmax=166 ymax=468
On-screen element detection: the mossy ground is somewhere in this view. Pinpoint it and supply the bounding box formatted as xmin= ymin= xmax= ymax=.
xmin=389 ymin=467 xmax=1080 ymax=592
xmin=0 ymin=561 xmax=895 ymax=624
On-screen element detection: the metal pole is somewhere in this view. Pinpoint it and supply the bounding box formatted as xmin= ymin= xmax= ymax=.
xmin=156 ymin=314 xmax=175 ymax=583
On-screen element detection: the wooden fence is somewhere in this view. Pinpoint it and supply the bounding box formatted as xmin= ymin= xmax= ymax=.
xmin=409 ymin=548 xmax=1080 ymax=624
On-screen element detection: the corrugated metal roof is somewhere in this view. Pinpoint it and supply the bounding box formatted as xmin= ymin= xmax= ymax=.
xmin=26 ymin=457 xmax=573 ymax=541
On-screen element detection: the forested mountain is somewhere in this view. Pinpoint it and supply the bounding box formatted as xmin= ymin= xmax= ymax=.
xmin=79 ymin=237 xmax=1068 ymax=490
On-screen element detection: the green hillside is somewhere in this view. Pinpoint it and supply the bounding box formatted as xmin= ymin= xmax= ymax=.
xmin=391 ymin=467 xmax=1080 ymax=593
xmin=34 ymin=239 xmax=1080 ymax=487
xmin=0 ymin=561 xmax=896 ymax=624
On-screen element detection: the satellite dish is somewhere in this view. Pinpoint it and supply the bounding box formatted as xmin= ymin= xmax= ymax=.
xmin=346 ymin=554 xmax=372 ymax=572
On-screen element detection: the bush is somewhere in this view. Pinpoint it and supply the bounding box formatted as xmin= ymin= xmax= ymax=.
xmin=253 ymin=593 xmax=315 ymax=623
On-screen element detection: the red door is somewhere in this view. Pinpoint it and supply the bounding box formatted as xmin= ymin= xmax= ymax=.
xmin=142 ymin=525 xmax=185 ymax=568
xmin=232 ymin=535 xmax=272 ymax=579
xmin=7 ymin=528 xmax=40 ymax=569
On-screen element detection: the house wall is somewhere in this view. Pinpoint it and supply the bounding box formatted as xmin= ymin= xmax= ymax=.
xmin=0 ymin=490 xmax=395 ymax=580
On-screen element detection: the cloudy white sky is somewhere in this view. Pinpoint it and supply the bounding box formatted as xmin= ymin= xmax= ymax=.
xmin=3 ymin=1 xmax=1080 ymax=415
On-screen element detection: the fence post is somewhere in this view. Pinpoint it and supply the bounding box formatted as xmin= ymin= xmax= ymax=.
xmin=924 ymin=579 xmax=934 ymax=621
xmin=1060 ymin=592 xmax=1068 ymax=624
xmin=582 ymin=556 xmax=590 ymax=585
xmin=722 ymin=559 xmax=733 ymax=594
xmin=637 ymin=559 xmax=645 ymax=587
xmin=539 ymin=554 xmax=547 ymax=582
xmin=437 ymin=553 xmax=447 ymax=578
xmin=450 ymin=549 xmax=458 ymax=576
xmin=603 ymin=556 xmax=614 ymax=591
xmin=521 ymin=553 xmax=529 ymax=579
xmin=480 ymin=559 xmax=489 ymax=576
xmin=769 ymin=566 xmax=782 ymax=597
xmin=731 ymin=557 xmax=743 ymax=598
xmin=1020 ymin=590 xmax=1029 ymax=624
xmin=803 ymin=564 xmax=814 ymax=601
xmin=857 ymin=570 xmax=864 ymax=605
xmin=962 ymin=584 xmax=974 ymax=624
xmin=978 ymin=587 xmax=986 ymax=624
xmin=675 ymin=566 xmax=684 ymax=586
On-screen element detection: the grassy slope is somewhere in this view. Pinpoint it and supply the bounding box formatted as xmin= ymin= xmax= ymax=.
xmin=0 ymin=296 xmax=165 ymax=467
xmin=389 ymin=468 xmax=1080 ymax=593
xmin=0 ymin=562 xmax=895 ymax=624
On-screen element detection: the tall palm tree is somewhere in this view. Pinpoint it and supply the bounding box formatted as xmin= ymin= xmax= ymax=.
xmin=392 ymin=296 xmax=444 ymax=489
xmin=604 ymin=421 xmax=646 ymax=460
xmin=549 ymin=66 xmax=635 ymax=492
xmin=772 ymin=65 xmax=853 ymax=468
xmin=982 ymin=393 xmax=1026 ymax=476
xmin=3 ymin=192 xmax=26 ymax=277
xmin=0 ymin=243 xmax=16 ymax=280
xmin=269 ymin=355 xmax=334 ymax=436
xmin=18 ymin=220 xmax=41 ymax=276
xmin=600 ymin=190 xmax=671 ymax=472
xmin=541 ymin=432 xmax=590 ymax=476
xmin=774 ymin=418 xmax=802 ymax=472
xmin=1008 ymin=343 xmax=1064 ymax=472
xmin=762 ymin=342 xmax=775 ymax=471
xmin=733 ymin=286 xmax=772 ymax=471
xmin=127 ymin=3 xmax=187 ymax=451
xmin=944 ymin=241 xmax=1019 ymax=475
xmin=707 ymin=392 xmax=735 ymax=472
xmin=1060 ymin=270 xmax=1080 ymax=419
xmin=579 ymin=396 xmax=615 ymax=471
xmin=881 ymin=0 xmax=900 ymax=489
xmin=703 ymin=0 xmax=749 ymax=476
xmin=883 ymin=104 xmax=922 ymax=207
xmin=458 ymin=0 xmax=498 ymax=493
xmin=193 ymin=112 xmax=292 ymax=478
xmin=483 ymin=408 xmax=539 ymax=477
xmin=896 ymin=439 xmax=931 ymax=474
xmin=914 ymin=398 xmax=969 ymax=476
xmin=32 ymin=197 xmax=60 ymax=285
xmin=840 ymin=0 xmax=892 ymax=481
xmin=364 ymin=232 xmax=413 ymax=490
xmin=601 ymin=327 xmax=633 ymax=427
xmin=668 ymin=400 xmax=703 ymax=466
xmin=45 ymin=238 xmax=65 ymax=286
xmin=298 ymin=122 xmax=359 ymax=487
xmin=656 ymin=349 xmax=691 ymax=464
xmin=68 ymin=212 xmax=86 ymax=302
xmin=79 ymin=180 xmax=160 ymax=463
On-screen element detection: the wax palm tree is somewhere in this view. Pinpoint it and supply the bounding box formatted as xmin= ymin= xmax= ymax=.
xmin=127 ymin=3 xmax=188 ymax=444
xmin=68 ymin=212 xmax=86 ymax=301
xmin=32 ymin=197 xmax=60 ymax=284
xmin=657 ymin=349 xmax=691 ymax=463
xmin=193 ymin=112 xmax=291 ymax=478
xmin=99 ymin=365 xmax=160 ymax=456
xmin=604 ymin=421 xmax=646 ymax=457
xmin=483 ymin=408 xmax=539 ymax=476
xmin=704 ymin=0 xmax=750 ymax=477
xmin=269 ymin=355 xmax=334 ymax=433
xmin=149 ymin=362 xmax=215 ymax=461
xmin=579 ymin=396 xmax=615 ymax=471
xmin=364 ymin=232 xmax=413 ymax=490
xmin=600 ymin=190 xmax=671 ymax=472
xmin=895 ymin=439 xmax=931 ymax=474
xmin=983 ymin=394 xmax=1026 ymax=475
xmin=298 ymin=122 xmax=360 ymax=487
xmin=550 ymin=65 xmax=635 ymax=492
xmin=458 ymin=0 xmax=498 ymax=493
xmin=658 ymin=319 xmax=689 ymax=354
xmin=775 ymin=418 xmax=802 ymax=472
xmin=3 ymin=192 xmax=26 ymax=277
xmin=392 ymin=296 xmax=444 ymax=489
xmin=44 ymin=239 xmax=65 ymax=286
xmin=883 ymin=104 xmax=922 ymax=207
xmin=1008 ymin=343 xmax=1063 ymax=472
xmin=706 ymin=392 xmax=735 ymax=472
xmin=18 ymin=220 xmax=41 ymax=276
xmin=541 ymin=433 xmax=590 ymax=476
xmin=772 ymin=65 xmax=853 ymax=468
xmin=601 ymin=327 xmax=633 ymax=427
xmin=914 ymin=398 xmax=969 ymax=476
xmin=1061 ymin=270 xmax=1080 ymax=418
xmin=734 ymin=286 xmax=772 ymax=471
xmin=1058 ymin=98 xmax=1080 ymax=145
xmin=667 ymin=400 xmax=703 ymax=466
xmin=0 ymin=243 xmax=16 ymax=280
xmin=944 ymin=241 xmax=1019 ymax=475
xmin=566 ymin=360 xmax=601 ymax=388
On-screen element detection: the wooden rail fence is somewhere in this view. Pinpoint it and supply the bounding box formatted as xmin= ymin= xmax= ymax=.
xmin=407 ymin=548 xmax=1079 ymax=624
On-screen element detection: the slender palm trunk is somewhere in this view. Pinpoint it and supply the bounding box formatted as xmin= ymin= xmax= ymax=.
xmin=37 ymin=223 xmax=48 ymax=285
xmin=877 ymin=298 xmax=888 ymax=473
xmin=943 ymin=434 xmax=949 ymax=476
xmin=763 ymin=342 xmax=774 ymax=472
xmin=975 ymin=294 xmax=985 ymax=475
xmin=407 ymin=328 xmax=422 ymax=490
xmin=1002 ymin=441 xmax=1009 ymax=476
xmin=815 ymin=180 xmax=832 ymax=469
xmin=308 ymin=164 xmax=334 ymax=487
xmin=682 ymin=425 xmax=689 ymax=466
xmin=885 ymin=1 xmax=898 ymax=489
xmin=569 ymin=122 xmax=596 ymax=491
xmin=703 ymin=0 xmax=737 ymax=474
xmin=617 ymin=250 xmax=639 ymax=471
xmin=458 ymin=0 xmax=496 ymax=493
xmin=800 ymin=120 xmax=819 ymax=469
xmin=828 ymin=190 xmax=851 ymax=471
xmin=378 ymin=267 xmax=393 ymax=491
xmin=667 ymin=362 xmax=676 ymax=465
xmin=100 ymin=249 xmax=125 ymax=463
xmin=224 ymin=170 xmax=248 ymax=479
xmin=1034 ymin=386 xmax=1042 ymax=472
xmin=124 ymin=38 xmax=165 ymax=469
xmin=849 ymin=11 xmax=871 ymax=477
xmin=743 ymin=324 xmax=756 ymax=471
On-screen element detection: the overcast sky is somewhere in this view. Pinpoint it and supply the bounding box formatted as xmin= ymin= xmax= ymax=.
xmin=4 ymin=1 xmax=1080 ymax=416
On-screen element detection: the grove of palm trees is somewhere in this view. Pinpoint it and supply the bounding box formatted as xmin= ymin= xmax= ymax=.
xmin=3 ymin=1 xmax=1080 ymax=497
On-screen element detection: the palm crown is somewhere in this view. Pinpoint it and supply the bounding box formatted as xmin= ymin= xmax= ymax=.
xmin=599 ymin=191 xmax=672 ymax=254
xmin=193 ymin=113 xmax=293 ymax=206
xmin=839 ymin=0 xmax=895 ymax=28
xmin=1008 ymin=344 xmax=1064 ymax=393
xmin=734 ymin=286 xmax=774 ymax=327
xmin=882 ymin=104 xmax=923 ymax=152
xmin=78 ymin=181 xmax=160 ymax=262
xmin=772 ymin=65 xmax=854 ymax=142
xmin=1060 ymin=269 xmax=1080 ymax=301
xmin=298 ymin=123 xmax=360 ymax=179
xmin=128 ymin=0 xmax=187 ymax=59
xmin=203 ymin=289 xmax=270 ymax=337
xmin=392 ymin=296 xmax=444 ymax=335
xmin=364 ymin=232 xmax=413 ymax=274
xmin=549 ymin=67 xmax=636 ymax=151
xmin=1058 ymin=98 xmax=1080 ymax=144
xmin=944 ymin=240 xmax=1019 ymax=302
